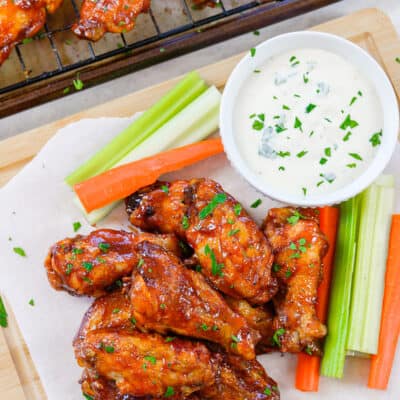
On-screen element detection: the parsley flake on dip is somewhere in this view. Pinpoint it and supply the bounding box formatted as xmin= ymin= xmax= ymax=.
xmin=220 ymin=32 xmax=399 ymax=206
xmin=235 ymin=48 xmax=383 ymax=198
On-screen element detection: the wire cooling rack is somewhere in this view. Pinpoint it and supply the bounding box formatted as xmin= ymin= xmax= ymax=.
xmin=0 ymin=0 xmax=339 ymax=117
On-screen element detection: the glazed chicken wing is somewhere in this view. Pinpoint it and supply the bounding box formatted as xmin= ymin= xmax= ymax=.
xmin=263 ymin=208 xmax=328 ymax=354
xmin=45 ymin=228 xmax=181 ymax=297
xmin=130 ymin=241 xmax=260 ymax=360
xmin=201 ymin=353 xmax=279 ymax=400
xmin=81 ymin=368 xmax=202 ymax=400
xmin=225 ymin=298 xmax=275 ymax=354
xmin=126 ymin=179 xmax=277 ymax=305
xmin=74 ymin=328 xmax=215 ymax=398
xmin=0 ymin=0 xmax=62 ymax=64
xmin=72 ymin=0 xmax=150 ymax=41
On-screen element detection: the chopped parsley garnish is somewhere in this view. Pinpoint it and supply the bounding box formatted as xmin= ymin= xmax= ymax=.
xmin=161 ymin=185 xmax=169 ymax=194
xmin=212 ymin=325 xmax=219 ymax=331
xmin=249 ymin=113 xmax=256 ymax=118
xmin=22 ymin=38 xmax=33 ymax=44
xmin=0 ymin=296 xmax=8 ymax=327
xmin=73 ymin=77 xmax=84 ymax=91
xmin=204 ymin=244 xmax=224 ymax=277
xmin=349 ymin=152 xmax=363 ymax=161
xmin=358 ymin=90 xmax=363 ymax=96
xmin=228 ymin=229 xmax=240 ymax=237
xmin=324 ymin=117 xmax=332 ymax=123
xmin=285 ymin=270 xmax=292 ymax=278
xmin=282 ymin=104 xmax=290 ymax=110
xmin=287 ymin=210 xmax=303 ymax=225
xmin=73 ymin=248 xmax=83 ymax=255
xmin=369 ymin=130 xmax=382 ymax=147
xmin=296 ymin=150 xmax=308 ymax=158
xmin=231 ymin=334 xmax=240 ymax=343
xmin=294 ymin=93 xmax=301 ymax=98
xmin=144 ymin=355 xmax=156 ymax=365
xmin=343 ymin=131 xmax=352 ymax=142
xmin=320 ymin=158 xmax=328 ymax=165
xmin=309 ymin=130 xmax=315 ymax=137
xmin=302 ymin=187 xmax=307 ymax=196
xmin=305 ymin=346 xmax=313 ymax=355
xmin=294 ymin=116 xmax=303 ymax=132
xmin=254 ymin=69 xmax=261 ymax=73
xmin=199 ymin=193 xmax=227 ymax=219
xmin=347 ymin=163 xmax=357 ymax=168
xmin=272 ymin=328 xmax=285 ymax=346
xmin=324 ymin=147 xmax=332 ymax=157
xmin=305 ymin=103 xmax=316 ymax=113
xmin=13 ymin=247 xmax=26 ymax=257
xmin=28 ymin=299 xmax=35 ymax=306
xmin=195 ymin=265 xmax=202 ymax=272
xmin=103 ymin=344 xmax=115 ymax=353
xmin=73 ymin=221 xmax=82 ymax=232
xmin=273 ymin=264 xmax=281 ymax=272
xmin=112 ymin=308 xmax=120 ymax=314
xmin=82 ymin=262 xmax=93 ymax=271
xmin=83 ymin=393 xmax=94 ymax=400
xmin=252 ymin=119 xmax=264 ymax=130
xmin=264 ymin=387 xmax=272 ymax=395
xmin=165 ymin=336 xmax=176 ymax=342
xmin=396 ymin=57 xmax=400 ymax=64
xmin=277 ymin=151 xmax=290 ymax=158
xmin=66 ymin=263 xmax=73 ymax=275
xmin=303 ymin=74 xmax=309 ymax=83
xmin=250 ymin=48 xmax=256 ymax=57
xmin=233 ymin=203 xmax=242 ymax=216
xmin=275 ymin=124 xmax=287 ymax=133
xmin=340 ymin=114 xmax=359 ymax=130
xmin=160 ymin=303 xmax=166 ymax=309
xmin=253 ymin=30 xmax=260 ymax=36
xmin=83 ymin=277 xmax=92 ymax=284
xmin=227 ymin=218 xmax=235 ymax=225
xmin=289 ymin=242 xmax=297 ymax=250
xmin=130 ymin=317 xmax=137 ymax=325
xmin=349 ymin=96 xmax=357 ymax=106
xmin=137 ymin=258 xmax=145 ymax=268
xmin=98 ymin=242 xmax=110 ymax=252
xmin=250 ymin=198 xmax=262 ymax=208
xmin=182 ymin=215 xmax=190 ymax=230
xmin=278 ymin=166 xmax=285 ymax=171
xmin=290 ymin=56 xmax=300 ymax=67
xmin=164 ymin=386 xmax=175 ymax=397
xmin=200 ymin=323 xmax=209 ymax=331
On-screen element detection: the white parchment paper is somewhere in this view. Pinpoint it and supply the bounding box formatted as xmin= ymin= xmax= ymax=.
xmin=0 ymin=116 xmax=399 ymax=400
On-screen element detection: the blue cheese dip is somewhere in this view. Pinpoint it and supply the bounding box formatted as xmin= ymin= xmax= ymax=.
xmin=234 ymin=48 xmax=383 ymax=197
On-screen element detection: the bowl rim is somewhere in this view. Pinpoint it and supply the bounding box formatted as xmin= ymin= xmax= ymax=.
xmin=220 ymin=31 xmax=399 ymax=206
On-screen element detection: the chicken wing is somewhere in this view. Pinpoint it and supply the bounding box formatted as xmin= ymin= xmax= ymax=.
xmin=0 ymin=0 xmax=62 ymax=65
xmin=81 ymin=368 xmax=203 ymax=400
xmin=130 ymin=241 xmax=260 ymax=360
xmin=263 ymin=207 xmax=328 ymax=354
xmin=45 ymin=228 xmax=181 ymax=297
xmin=126 ymin=179 xmax=277 ymax=304
xmin=225 ymin=297 xmax=275 ymax=354
xmin=201 ymin=352 xmax=279 ymax=400
xmin=72 ymin=0 xmax=150 ymax=41
xmin=74 ymin=328 xmax=215 ymax=398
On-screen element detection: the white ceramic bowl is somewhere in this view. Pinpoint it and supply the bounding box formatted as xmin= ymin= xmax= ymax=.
xmin=220 ymin=31 xmax=399 ymax=206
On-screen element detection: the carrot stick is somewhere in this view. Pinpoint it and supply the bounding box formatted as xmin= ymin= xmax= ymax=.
xmin=368 ymin=214 xmax=400 ymax=390
xmin=74 ymin=138 xmax=224 ymax=212
xmin=295 ymin=206 xmax=340 ymax=391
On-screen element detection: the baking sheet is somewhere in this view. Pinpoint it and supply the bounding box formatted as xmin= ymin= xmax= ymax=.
xmin=0 ymin=115 xmax=399 ymax=399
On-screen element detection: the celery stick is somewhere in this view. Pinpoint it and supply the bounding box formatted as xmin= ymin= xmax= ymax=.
xmin=65 ymin=71 xmax=207 ymax=186
xmin=321 ymin=197 xmax=359 ymax=378
xmin=347 ymin=175 xmax=394 ymax=354
xmin=347 ymin=186 xmax=379 ymax=351
xmin=77 ymin=86 xmax=221 ymax=224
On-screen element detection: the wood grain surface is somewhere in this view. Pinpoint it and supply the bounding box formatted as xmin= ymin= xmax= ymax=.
xmin=0 ymin=8 xmax=399 ymax=399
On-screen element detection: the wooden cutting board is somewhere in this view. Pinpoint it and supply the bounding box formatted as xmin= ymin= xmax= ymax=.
xmin=0 ymin=8 xmax=399 ymax=399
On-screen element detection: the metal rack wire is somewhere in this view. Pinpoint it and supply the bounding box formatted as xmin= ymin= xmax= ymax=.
xmin=0 ymin=0 xmax=339 ymax=116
